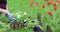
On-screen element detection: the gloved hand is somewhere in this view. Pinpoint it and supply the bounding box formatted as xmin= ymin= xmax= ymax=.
xmin=3 ymin=10 xmax=17 ymax=22
xmin=5 ymin=13 xmax=17 ymax=22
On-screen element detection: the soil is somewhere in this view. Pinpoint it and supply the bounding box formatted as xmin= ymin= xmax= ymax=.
xmin=37 ymin=15 xmax=43 ymax=26
xmin=37 ymin=15 xmax=52 ymax=32
xmin=37 ymin=28 xmax=43 ymax=32
xmin=46 ymin=26 xmax=52 ymax=32
xmin=10 ymin=22 xmax=24 ymax=29
xmin=33 ymin=15 xmax=43 ymax=32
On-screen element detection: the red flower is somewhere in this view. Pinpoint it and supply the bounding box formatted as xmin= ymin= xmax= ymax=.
xmin=47 ymin=11 xmax=52 ymax=15
xmin=30 ymin=0 xmax=33 ymax=6
xmin=56 ymin=0 xmax=59 ymax=3
xmin=35 ymin=2 xmax=38 ymax=6
xmin=42 ymin=3 xmax=45 ymax=8
xmin=53 ymin=3 xmax=57 ymax=10
xmin=47 ymin=1 xmax=52 ymax=5
xmin=54 ymin=3 xmax=57 ymax=6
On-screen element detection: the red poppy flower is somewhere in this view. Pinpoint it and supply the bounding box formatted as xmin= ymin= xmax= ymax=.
xmin=30 ymin=0 xmax=33 ymax=6
xmin=42 ymin=3 xmax=45 ymax=8
xmin=47 ymin=1 xmax=52 ymax=5
xmin=47 ymin=11 xmax=52 ymax=15
xmin=54 ymin=6 xmax=57 ymax=10
xmin=56 ymin=0 xmax=59 ymax=3
xmin=35 ymin=2 xmax=38 ymax=6
xmin=53 ymin=3 xmax=57 ymax=10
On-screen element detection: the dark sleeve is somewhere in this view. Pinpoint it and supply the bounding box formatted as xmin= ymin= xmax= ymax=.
xmin=0 ymin=0 xmax=7 ymax=5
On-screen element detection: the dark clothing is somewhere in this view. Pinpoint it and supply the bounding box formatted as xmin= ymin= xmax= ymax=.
xmin=0 ymin=0 xmax=7 ymax=5
xmin=0 ymin=0 xmax=7 ymax=9
xmin=0 ymin=4 xmax=6 ymax=9
xmin=0 ymin=0 xmax=17 ymax=22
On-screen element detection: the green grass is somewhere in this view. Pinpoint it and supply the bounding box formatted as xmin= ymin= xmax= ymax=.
xmin=0 ymin=0 xmax=60 ymax=32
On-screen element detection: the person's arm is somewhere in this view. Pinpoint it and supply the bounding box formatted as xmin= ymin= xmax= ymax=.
xmin=6 ymin=5 xmax=8 ymax=10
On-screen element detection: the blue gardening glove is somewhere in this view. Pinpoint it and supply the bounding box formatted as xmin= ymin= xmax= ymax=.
xmin=5 ymin=13 xmax=17 ymax=22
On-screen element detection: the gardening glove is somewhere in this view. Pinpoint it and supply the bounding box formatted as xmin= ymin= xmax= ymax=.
xmin=4 ymin=10 xmax=17 ymax=22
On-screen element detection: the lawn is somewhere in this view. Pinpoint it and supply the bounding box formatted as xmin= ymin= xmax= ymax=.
xmin=0 ymin=0 xmax=60 ymax=32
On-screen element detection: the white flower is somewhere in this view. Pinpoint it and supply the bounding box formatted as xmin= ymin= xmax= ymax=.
xmin=24 ymin=19 xmax=27 ymax=22
xmin=24 ymin=12 xmax=26 ymax=15
xmin=15 ymin=12 xmax=20 ymax=16
xmin=17 ymin=14 xmax=20 ymax=18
